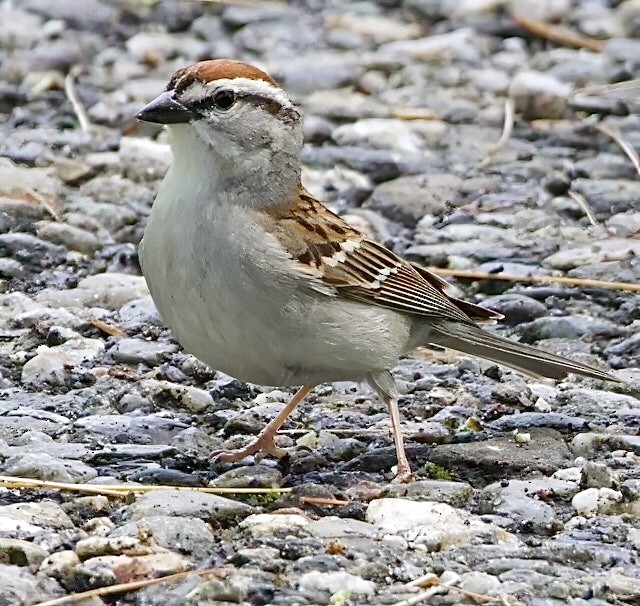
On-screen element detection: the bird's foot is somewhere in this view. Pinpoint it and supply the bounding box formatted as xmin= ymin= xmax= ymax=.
xmin=390 ymin=463 xmax=413 ymax=484
xmin=210 ymin=432 xmax=288 ymax=465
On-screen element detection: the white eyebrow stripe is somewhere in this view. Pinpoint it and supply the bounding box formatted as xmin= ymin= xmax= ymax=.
xmin=179 ymin=77 xmax=294 ymax=110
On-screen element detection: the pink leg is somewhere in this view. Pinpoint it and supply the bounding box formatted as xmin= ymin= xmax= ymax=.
xmin=367 ymin=371 xmax=413 ymax=484
xmin=211 ymin=385 xmax=314 ymax=464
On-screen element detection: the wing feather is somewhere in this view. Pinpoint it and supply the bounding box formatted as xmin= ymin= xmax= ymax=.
xmin=265 ymin=190 xmax=500 ymax=324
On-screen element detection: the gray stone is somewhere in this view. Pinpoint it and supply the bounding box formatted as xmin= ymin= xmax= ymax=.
xmin=210 ymin=465 xmax=282 ymax=489
xmin=429 ymin=430 xmax=572 ymax=484
xmin=0 ymin=501 xmax=75 ymax=538
xmin=545 ymin=238 xmax=640 ymax=270
xmin=111 ymin=339 xmax=178 ymax=366
xmin=136 ymin=379 xmax=213 ymax=413
xmin=0 ymin=538 xmax=49 ymax=567
xmin=580 ymin=461 xmax=619 ymax=489
xmin=0 ymin=564 xmax=60 ymax=604
xmin=73 ymin=414 xmax=189 ymax=443
xmin=35 ymin=273 xmax=149 ymax=310
xmin=122 ymin=489 xmax=255 ymax=525
xmin=480 ymin=294 xmax=547 ymax=325
xmin=517 ymin=315 xmax=621 ymax=342
xmin=118 ymin=296 xmax=162 ymax=326
xmin=1 ymin=453 xmax=97 ymax=483
xmin=36 ymin=221 xmax=104 ymax=254
xmin=509 ymin=70 xmax=571 ymax=120
xmin=110 ymin=515 xmax=215 ymax=558
xmin=383 ymin=479 xmax=473 ymax=505
xmin=365 ymin=174 xmax=463 ymax=226
xmin=482 ymin=478 xmax=576 ymax=534
xmin=487 ymin=412 xmax=589 ymax=432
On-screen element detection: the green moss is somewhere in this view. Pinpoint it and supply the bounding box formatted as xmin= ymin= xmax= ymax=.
xmin=419 ymin=462 xmax=453 ymax=480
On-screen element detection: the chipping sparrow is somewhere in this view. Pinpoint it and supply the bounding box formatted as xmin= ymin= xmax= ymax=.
xmin=137 ymin=59 xmax=617 ymax=483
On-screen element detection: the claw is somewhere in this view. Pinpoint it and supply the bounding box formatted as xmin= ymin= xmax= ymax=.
xmin=210 ymin=433 xmax=289 ymax=466
xmin=390 ymin=465 xmax=413 ymax=485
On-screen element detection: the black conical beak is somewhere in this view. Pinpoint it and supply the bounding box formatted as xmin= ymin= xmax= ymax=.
xmin=137 ymin=91 xmax=193 ymax=124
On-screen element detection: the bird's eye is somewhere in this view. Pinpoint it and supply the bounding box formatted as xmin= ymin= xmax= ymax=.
xmin=213 ymin=89 xmax=236 ymax=110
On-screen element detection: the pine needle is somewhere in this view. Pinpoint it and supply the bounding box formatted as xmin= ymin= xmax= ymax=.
xmin=89 ymin=317 xmax=127 ymax=338
xmin=595 ymin=121 xmax=640 ymax=177
xmin=299 ymin=496 xmax=350 ymax=506
xmin=479 ymin=98 xmax=515 ymax=168
xmin=0 ymin=476 xmax=293 ymax=497
xmin=427 ymin=268 xmax=640 ymax=292
xmin=509 ymin=11 xmax=606 ymax=52
xmin=567 ymin=189 xmax=598 ymax=226
xmin=64 ymin=67 xmax=92 ymax=134
xmin=32 ymin=567 xmax=223 ymax=606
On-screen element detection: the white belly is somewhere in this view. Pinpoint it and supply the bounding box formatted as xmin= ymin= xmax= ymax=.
xmin=139 ymin=176 xmax=411 ymax=386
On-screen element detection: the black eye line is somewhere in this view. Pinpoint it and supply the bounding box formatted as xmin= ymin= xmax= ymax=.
xmin=188 ymin=89 xmax=240 ymax=114
xmin=186 ymin=91 xmax=298 ymax=125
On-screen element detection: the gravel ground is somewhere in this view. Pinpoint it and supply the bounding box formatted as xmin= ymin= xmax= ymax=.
xmin=0 ymin=1 xmax=639 ymax=604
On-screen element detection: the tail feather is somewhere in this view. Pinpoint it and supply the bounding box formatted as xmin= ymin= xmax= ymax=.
xmin=430 ymin=321 xmax=619 ymax=382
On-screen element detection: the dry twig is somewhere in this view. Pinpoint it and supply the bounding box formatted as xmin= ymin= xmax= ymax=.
xmin=595 ymin=121 xmax=640 ymax=177
xmin=509 ymin=11 xmax=606 ymax=52
xmin=64 ymin=66 xmax=92 ymax=133
xmin=479 ymin=98 xmax=515 ymax=168
xmin=427 ymin=268 xmax=640 ymax=293
xmin=89 ymin=317 xmax=127 ymax=338
xmin=567 ymin=189 xmax=598 ymax=226
xmin=389 ymin=106 xmax=439 ymax=121
xmin=299 ymin=496 xmax=350 ymax=506
xmin=33 ymin=567 xmax=223 ymax=606
xmin=0 ymin=476 xmax=292 ymax=497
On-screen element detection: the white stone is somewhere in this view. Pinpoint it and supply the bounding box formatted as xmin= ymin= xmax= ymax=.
xmin=138 ymin=379 xmax=213 ymax=413
xmin=297 ymin=571 xmax=375 ymax=596
xmin=119 ymin=137 xmax=172 ymax=181
xmin=327 ymin=13 xmax=421 ymax=44
xmin=366 ymin=498 xmax=518 ymax=550
xmin=240 ymin=513 xmax=309 ymax=537
xmin=459 ymin=571 xmax=502 ymax=596
xmin=508 ymin=0 xmax=571 ymax=22
xmin=509 ymin=70 xmax=572 ymax=119
xmin=544 ymin=238 xmax=640 ymax=270
xmin=21 ymin=338 xmax=104 ymax=386
xmin=553 ymin=467 xmax=582 ymax=483
xmin=36 ymin=273 xmax=148 ymax=310
xmin=572 ymin=487 xmax=623 ymax=516
xmin=332 ymin=119 xmax=424 ymax=153
xmin=379 ymin=28 xmax=479 ymax=62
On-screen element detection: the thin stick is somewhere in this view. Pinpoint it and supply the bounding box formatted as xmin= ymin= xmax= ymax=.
xmin=299 ymin=496 xmax=350 ymax=506
xmin=392 ymin=576 xmax=460 ymax=606
xmin=89 ymin=317 xmax=127 ymax=338
xmin=425 ymin=268 xmax=640 ymax=292
xmin=0 ymin=476 xmax=293 ymax=496
xmin=389 ymin=107 xmax=439 ymax=121
xmin=394 ymin=576 xmax=501 ymax=606
xmin=32 ymin=567 xmax=223 ymax=606
xmin=479 ymin=98 xmax=515 ymax=167
xmin=64 ymin=67 xmax=92 ymax=133
xmin=0 ymin=477 xmax=126 ymax=498
xmin=509 ymin=11 xmax=606 ymax=52
xmin=595 ymin=121 xmax=640 ymax=177
xmin=23 ymin=189 xmax=60 ymax=221
xmin=567 ymin=189 xmax=598 ymax=226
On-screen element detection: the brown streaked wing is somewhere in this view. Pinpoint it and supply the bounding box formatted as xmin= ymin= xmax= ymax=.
xmin=267 ymin=191 xmax=480 ymax=324
xmin=409 ymin=262 xmax=504 ymax=323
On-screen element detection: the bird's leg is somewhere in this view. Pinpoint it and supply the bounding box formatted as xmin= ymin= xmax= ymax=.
xmin=211 ymin=385 xmax=314 ymax=464
xmin=386 ymin=393 xmax=412 ymax=484
xmin=367 ymin=371 xmax=413 ymax=484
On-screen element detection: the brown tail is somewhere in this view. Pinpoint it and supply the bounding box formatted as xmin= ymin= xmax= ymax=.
xmin=430 ymin=321 xmax=619 ymax=382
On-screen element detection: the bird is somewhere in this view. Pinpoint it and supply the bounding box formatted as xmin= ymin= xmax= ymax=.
xmin=136 ymin=59 xmax=617 ymax=483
